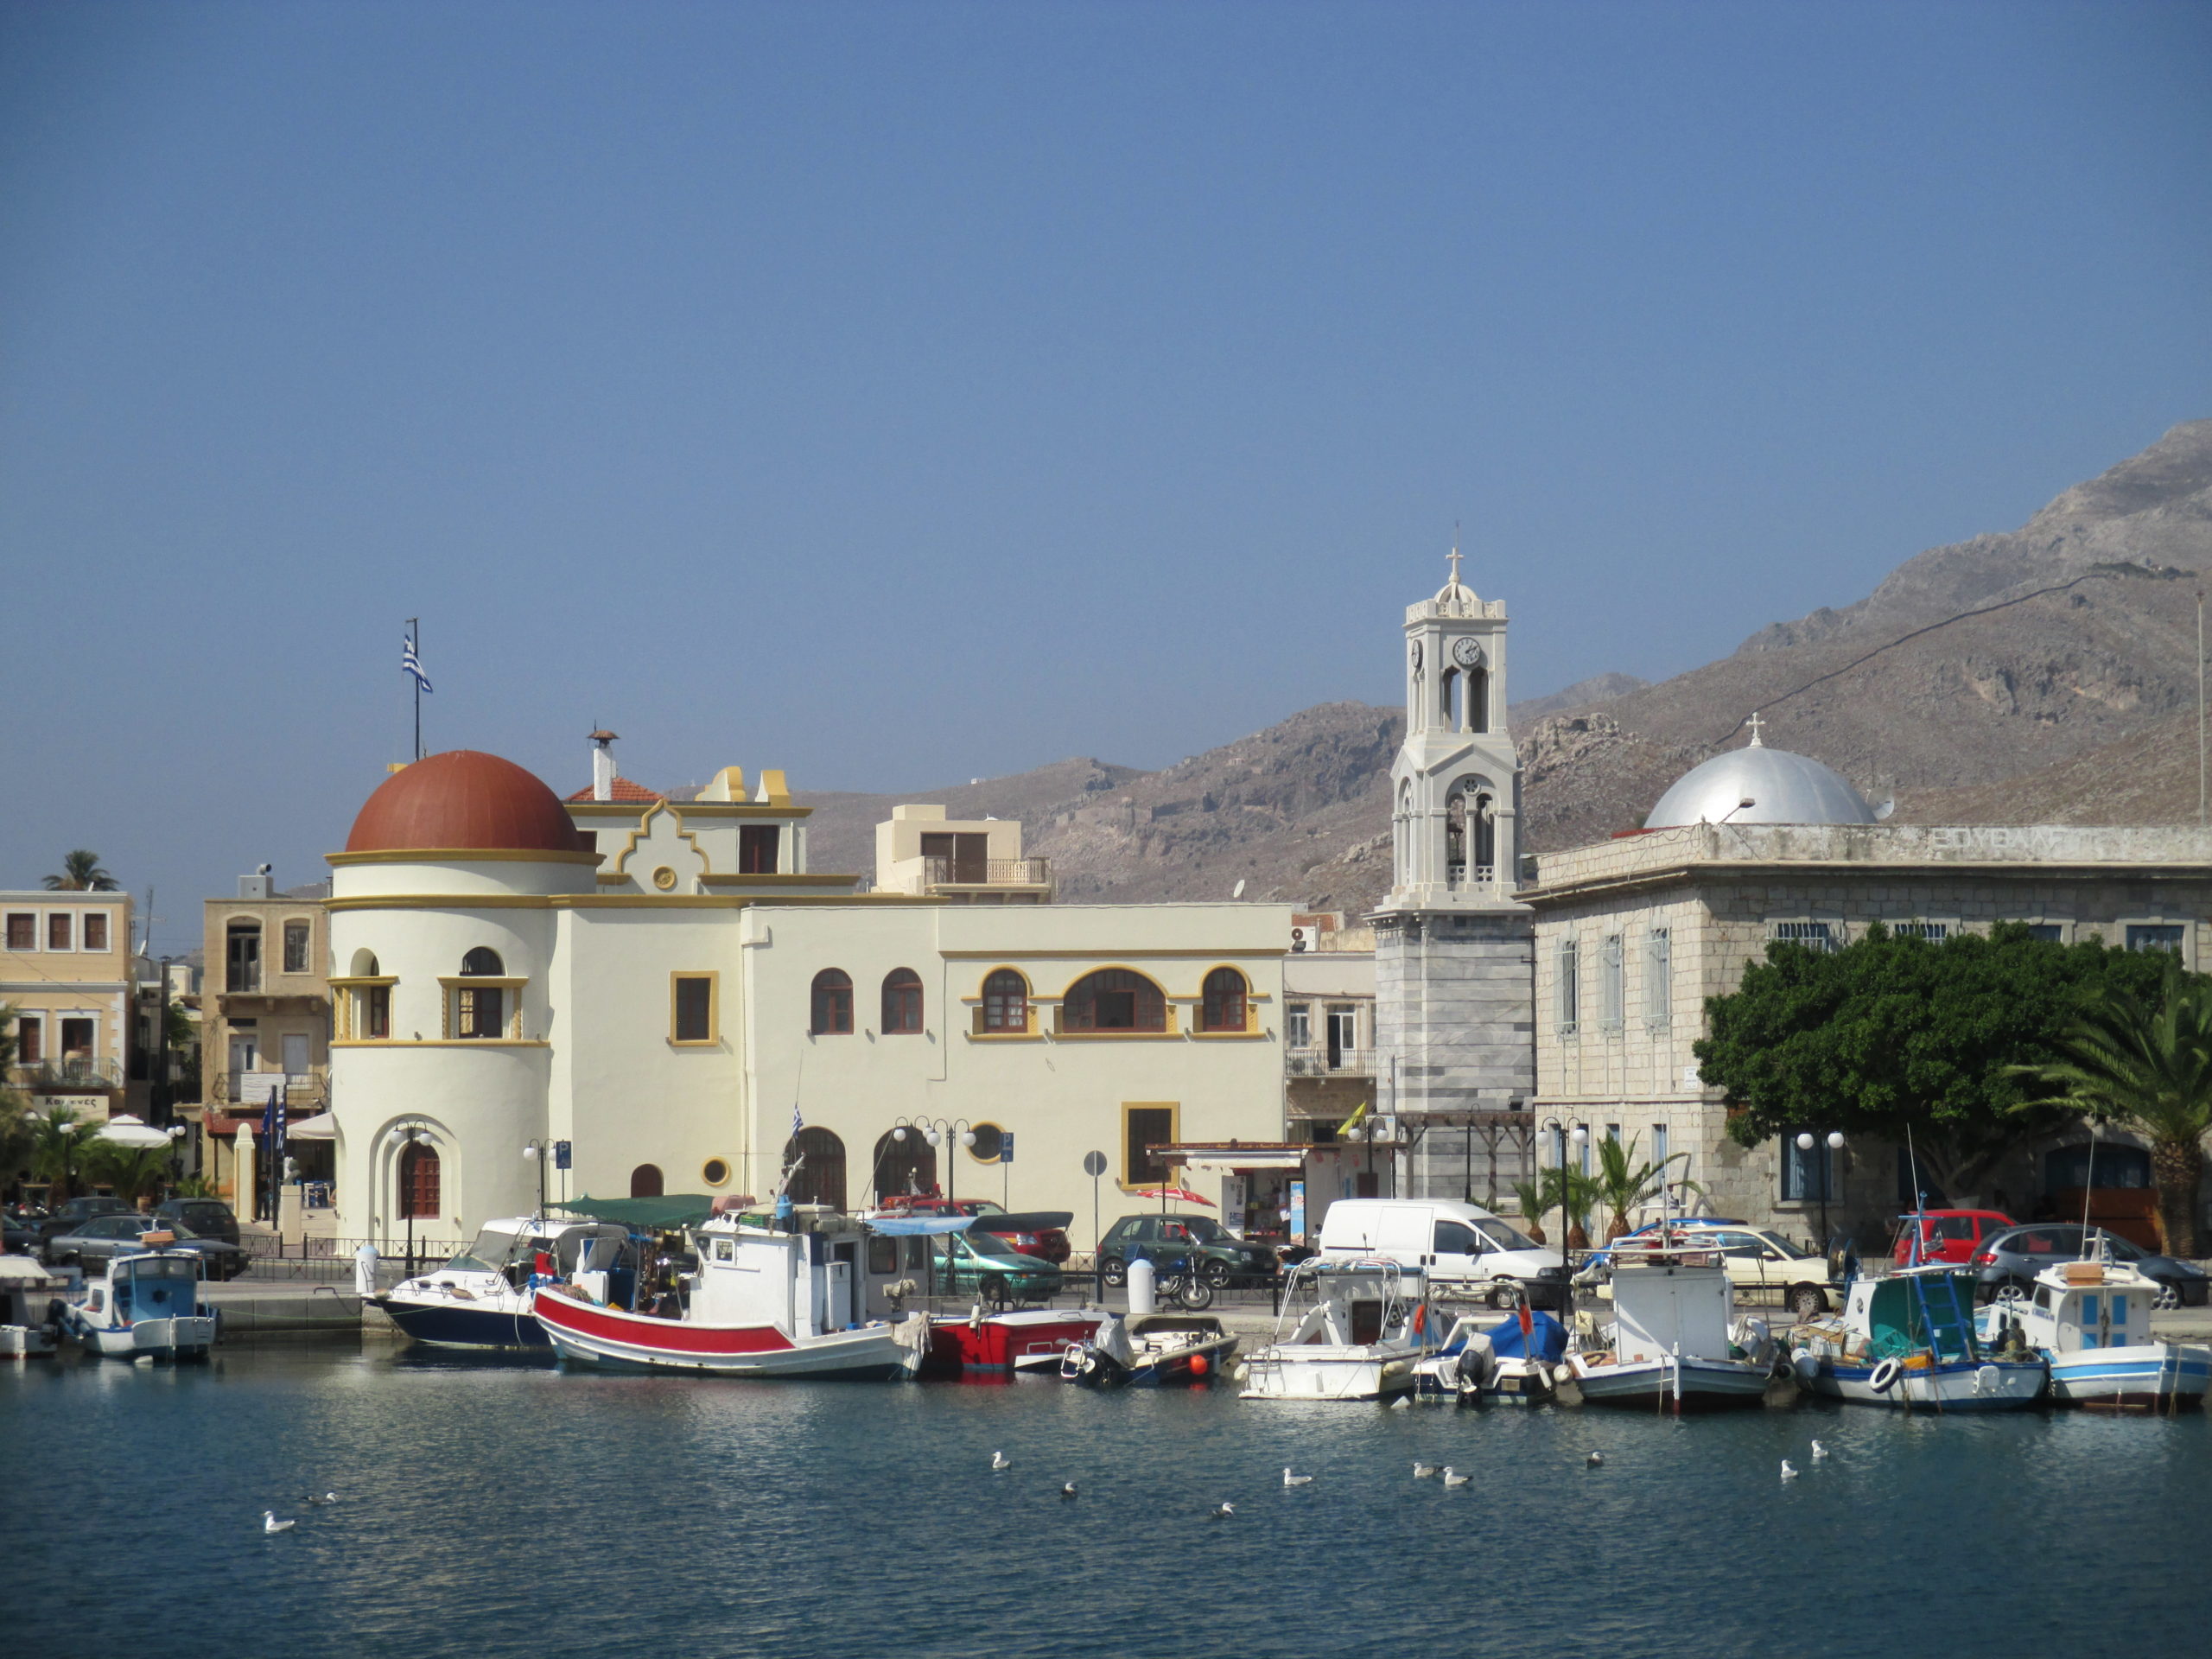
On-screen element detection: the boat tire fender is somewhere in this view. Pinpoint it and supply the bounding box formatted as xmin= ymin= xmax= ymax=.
xmin=1868 ymin=1357 xmax=1903 ymax=1395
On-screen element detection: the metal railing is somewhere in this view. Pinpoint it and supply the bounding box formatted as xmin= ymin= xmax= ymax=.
xmin=1285 ymin=1046 xmax=1374 ymax=1077
xmin=213 ymin=1067 xmax=328 ymax=1107
xmin=970 ymin=1006 xmax=1037 ymax=1036
xmin=922 ymin=855 xmax=1052 ymax=888
xmin=8 ymin=1058 xmax=124 ymax=1088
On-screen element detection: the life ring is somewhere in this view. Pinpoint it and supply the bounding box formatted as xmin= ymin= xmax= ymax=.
xmin=1411 ymin=1302 xmax=1427 ymax=1338
xmin=1867 ymin=1357 xmax=1904 ymax=1395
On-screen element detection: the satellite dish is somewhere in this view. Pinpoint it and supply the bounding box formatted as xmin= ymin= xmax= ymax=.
xmin=1874 ymin=796 xmax=1896 ymax=822
xmin=1232 ymin=879 xmax=1247 ymax=899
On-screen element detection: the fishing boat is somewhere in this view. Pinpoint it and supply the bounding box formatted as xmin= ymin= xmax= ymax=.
xmin=929 ymin=1306 xmax=1108 ymax=1376
xmin=2 ymin=1255 xmax=64 ymax=1357
xmin=373 ymin=1216 xmax=635 ymax=1351
xmin=1237 ymin=1259 xmax=1426 ymax=1402
xmin=533 ymin=1201 xmax=929 ymax=1379
xmin=1567 ymin=1238 xmax=1780 ymax=1414
xmin=1980 ymin=1240 xmax=2211 ymax=1411
xmin=1789 ymin=1266 xmax=2045 ymax=1409
xmin=1059 ymin=1312 xmax=1238 ymax=1387
xmin=60 ymin=1245 xmax=219 ymax=1360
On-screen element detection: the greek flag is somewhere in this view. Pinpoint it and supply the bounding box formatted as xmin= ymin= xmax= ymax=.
xmin=791 ymin=1103 xmax=804 ymax=1136
xmin=403 ymin=634 xmax=433 ymax=693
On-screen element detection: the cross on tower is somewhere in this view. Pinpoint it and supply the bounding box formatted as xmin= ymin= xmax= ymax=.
xmin=1745 ymin=711 xmax=1765 ymax=747
xmin=1446 ymin=546 xmax=1464 ymax=589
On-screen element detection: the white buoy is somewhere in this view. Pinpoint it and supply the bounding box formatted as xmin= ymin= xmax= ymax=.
xmin=1128 ymin=1255 xmax=1156 ymax=1318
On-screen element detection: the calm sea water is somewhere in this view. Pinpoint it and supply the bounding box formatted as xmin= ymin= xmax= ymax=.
xmin=4 ymin=1344 xmax=2209 ymax=1659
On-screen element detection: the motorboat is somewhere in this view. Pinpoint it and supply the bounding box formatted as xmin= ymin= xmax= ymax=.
xmin=2 ymin=1254 xmax=65 ymax=1357
xmin=1480 ymin=1307 xmax=1568 ymax=1404
xmin=60 ymin=1245 xmax=219 ymax=1360
xmin=1789 ymin=1266 xmax=2045 ymax=1410
xmin=1411 ymin=1311 xmax=1499 ymax=1401
xmin=533 ymin=1201 xmax=930 ymax=1379
xmin=1060 ymin=1312 xmax=1238 ymax=1387
xmin=1237 ymin=1259 xmax=1426 ymax=1402
xmin=1979 ymin=1242 xmax=2211 ymax=1411
xmin=928 ymin=1306 xmax=1107 ymax=1376
xmin=1567 ymin=1238 xmax=1781 ymax=1414
xmin=373 ymin=1216 xmax=634 ymax=1352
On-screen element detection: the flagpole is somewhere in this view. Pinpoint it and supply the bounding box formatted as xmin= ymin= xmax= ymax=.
xmin=409 ymin=618 xmax=422 ymax=760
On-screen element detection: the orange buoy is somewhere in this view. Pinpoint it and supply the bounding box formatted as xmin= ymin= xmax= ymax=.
xmin=1412 ymin=1302 xmax=1427 ymax=1338
xmin=1189 ymin=1353 xmax=1210 ymax=1378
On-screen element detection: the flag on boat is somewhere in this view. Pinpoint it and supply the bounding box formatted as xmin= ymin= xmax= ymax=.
xmin=402 ymin=632 xmax=433 ymax=693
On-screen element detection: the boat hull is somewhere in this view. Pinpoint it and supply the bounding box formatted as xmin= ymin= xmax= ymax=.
xmin=534 ymin=1288 xmax=925 ymax=1379
xmin=374 ymin=1293 xmax=553 ymax=1352
xmin=1239 ymin=1345 xmax=1419 ymax=1402
xmin=2048 ymin=1344 xmax=2212 ymax=1409
xmin=1065 ymin=1333 xmax=1238 ymax=1388
xmin=67 ymin=1313 xmax=218 ymax=1359
xmin=925 ymin=1309 xmax=1104 ymax=1376
xmin=1571 ymin=1354 xmax=1772 ymax=1414
xmin=1793 ymin=1353 xmax=2046 ymax=1410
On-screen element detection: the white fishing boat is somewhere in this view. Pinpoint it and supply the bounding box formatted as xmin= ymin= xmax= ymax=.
xmin=533 ymin=1201 xmax=930 ymax=1379
xmin=1568 ymin=1239 xmax=1780 ymax=1414
xmin=1238 ymin=1259 xmax=1426 ymax=1402
xmin=60 ymin=1246 xmax=219 ymax=1360
xmin=374 ymin=1216 xmax=634 ymax=1352
xmin=1790 ymin=1266 xmax=2045 ymax=1410
xmin=1980 ymin=1241 xmax=2211 ymax=1411
xmin=2 ymin=1254 xmax=65 ymax=1357
xmin=1060 ymin=1312 xmax=1238 ymax=1388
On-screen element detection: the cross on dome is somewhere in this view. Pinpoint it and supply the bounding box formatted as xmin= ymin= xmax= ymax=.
xmin=1745 ymin=712 xmax=1765 ymax=747
xmin=1433 ymin=541 xmax=1476 ymax=605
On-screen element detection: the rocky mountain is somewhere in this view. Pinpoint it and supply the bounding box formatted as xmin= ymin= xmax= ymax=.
xmin=802 ymin=420 xmax=2212 ymax=914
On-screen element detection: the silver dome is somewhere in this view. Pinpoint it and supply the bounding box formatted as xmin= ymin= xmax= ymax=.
xmin=1646 ymin=742 xmax=1876 ymax=829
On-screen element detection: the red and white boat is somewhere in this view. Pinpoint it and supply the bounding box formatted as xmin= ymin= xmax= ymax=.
xmin=926 ymin=1306 xmax=1107 ymax=1376
xmin=534 ymin=1205 xmax=929 ymax=1380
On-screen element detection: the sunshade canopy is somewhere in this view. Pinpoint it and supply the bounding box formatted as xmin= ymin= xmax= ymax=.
xmin=546 ymin=1195 xmax=717 ymax=1230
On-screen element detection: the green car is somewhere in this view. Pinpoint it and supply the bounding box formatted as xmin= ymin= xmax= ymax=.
xmin=930 ymin=1230 xmax=1063 ymax=1305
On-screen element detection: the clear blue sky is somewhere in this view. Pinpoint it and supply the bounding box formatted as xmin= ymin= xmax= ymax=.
xmin=3 ymin=1 xmax=2207 ymax=952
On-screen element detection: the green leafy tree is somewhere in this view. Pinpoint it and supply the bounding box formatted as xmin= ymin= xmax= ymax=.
xmin=42 ymin=849 xmax=118 ymax=891
xmin=2011 ymin=959 xmax=2212 ymax=1256
xmin=85 ymin=1141 xmax=174 ymax=1207
xmin=29 ymin=1105 xmax=101 ymax=1202
xmin=1696 ymin=924 xmax=2177 ymax=1202
xmin=1589 ymin=1134 xmax=1703 ymax=1242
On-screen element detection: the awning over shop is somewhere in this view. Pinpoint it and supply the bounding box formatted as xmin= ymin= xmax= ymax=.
xmin=1156 ymin=1142 xmax=1309 ymax=1172
xmin=286 ymin=1112 xmax=337 ymax=1140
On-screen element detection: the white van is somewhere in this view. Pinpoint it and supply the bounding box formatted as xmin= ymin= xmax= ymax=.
xmin=1318 ymin=1198 xmax=1565 ymax=1306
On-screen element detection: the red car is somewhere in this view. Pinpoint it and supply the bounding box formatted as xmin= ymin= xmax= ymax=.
xmin=1891 ymin=1209 xmax=2014 ymax=1267
xmin=870 ymin=1196 xmax=1073 ymax=1265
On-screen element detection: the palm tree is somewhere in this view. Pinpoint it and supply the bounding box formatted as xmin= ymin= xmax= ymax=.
xmin=1588 ymin=1135 xmax=1705 ymax=1243
xmin=43 ymin=849 xmax=118 ymax=891
xmin=1510 ymin=1179 xmax=1550 ymax=1245
xmin=1529 ymin=1165 xmax=1604 ymax=1251
xmin=28 ymin=1105 xmax=100 ymax=1202
xmin=2012 ymin=960 xmax=2212 ymax=1256
xmin=85 ymin=1141 xmax=173 ymax=1207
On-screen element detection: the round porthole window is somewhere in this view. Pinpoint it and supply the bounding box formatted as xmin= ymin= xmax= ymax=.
xmin=702 ymin=1157 xmax=731 ymax=1187
xmin=967 ymin=1122 xmax=1004 ymax=1164
xmin=652 ymin=866 xmax=678 ymax=892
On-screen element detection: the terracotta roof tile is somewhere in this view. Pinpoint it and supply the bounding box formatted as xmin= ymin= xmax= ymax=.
xmin=563 ymin=777 xmax=666 ymax=804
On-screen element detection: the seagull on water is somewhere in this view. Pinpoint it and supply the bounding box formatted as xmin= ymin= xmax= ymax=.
xmin=1809 ymin=1440 xmax=1828 ymax=1461
xmin=1780 ymin=1459 xmax=1800 ymax=1481
xmin=991 ymin=1451 xmax=1010 ymax=1471
xmin=1208 ymin=1503 xmax=1235 ymax=1520
xmin=1586 ymin=1452 xmax=1604 ymax=1468
xmin=1414 ymin=1462 xmax=1438 ymax=1478
xmin=1441 ymin=1468 xmax=1470 ymax=1488
xmin=1060 ymin=1482 xmax=1078 ymax=1500
xmin=263 ymin=1512 xmax=295 ymax=1534
xmin=1282 ymin=1468 xmax=1313 ymax=1487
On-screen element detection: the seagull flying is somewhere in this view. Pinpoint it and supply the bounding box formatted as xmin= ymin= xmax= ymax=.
xmin=1781 ymin=1459 xmax=1800 ymax=1481
xmin=1586 ymin=1452 xmax=1604 ymax=1468
xmin=1208 ymin=1503 xmax=1235 ymax=1520
xmin=1809 ymin=1441 xmax=1827 ymax=1461
xmin=1441 ymin=1468 xmax=1471 ymax=1488
xmin=1414 ymin=1462 xmax=1438 ymax=1478
xmin=1060 ymin=1482 xmax=1078 ymax=1500
xmin=991 ymin=1452 xmax=1010 ymax=1471
xmin=263 ymin=1512 xmax=295 ymax=1534
xmin=1282 ymin=1468 xmax=1313 ymax=1487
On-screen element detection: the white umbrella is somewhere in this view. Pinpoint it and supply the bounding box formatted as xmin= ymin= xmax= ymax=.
xmin=287 ymin=1112 xmax=337 ymax=1141
xmin=95 ymin=1115 xmax=175 ymax=1150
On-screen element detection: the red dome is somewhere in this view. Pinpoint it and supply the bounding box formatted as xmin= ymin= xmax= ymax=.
xmin=345 ymin=751 xmax=590 ymax=855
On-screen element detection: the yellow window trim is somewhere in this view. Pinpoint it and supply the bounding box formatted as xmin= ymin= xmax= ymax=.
xmin=670 ymin=970 xmax=721 ymax=1046
xmin=1118 ymin=1101 xmax=1180 ymax=1191
xmin=332 ymin=1038 xmax=550 ymax=1049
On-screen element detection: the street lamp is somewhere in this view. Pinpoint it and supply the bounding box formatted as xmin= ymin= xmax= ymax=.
xmin=385 ymin=1124 xmax=431 ymax=1277
xmin=523 ymin=1139 xmax=550 ymax=1218
xmin=895 ymin=1116 xmax=974 ymax=1306
xmin=1797 ymin=1130 xmax=1847 ymax=1253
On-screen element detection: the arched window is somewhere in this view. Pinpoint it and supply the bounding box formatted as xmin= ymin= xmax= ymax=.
xmin=810 ymin=969 xmax=853 ymax=1035
xmin=982 ymin=969 xmax=1029 ymax=1033
xmin=1395 ymin=780 xmax=1413 ymax=879
xmin=881 ymin=969 xmax=924 ymax=1034
xmin=350 ymin=949 xmax=380 ymax=976
xmin=1061 ymin=969 xmax=1166 ymax=1032
xmin=781 ymin=1126 xmax=847 ymax=1211
xmin=629 ymin=1162 xmax=664 ymax=1198
xmin=1445 ymin=781 xmax=1495 ymax=888
xmin=454 ymin=945 xmax=507 ymax=1039
xmin=461 ymin=947 xmax=504 ymax=976
xmin=873 ymin=1129 xmax=938 ymax=1202
xmin=1440 ymin=666 xmax=1460 ymax=728
xmin=1199 ymin=967 xmax=1249 ymax=1033
xmin=399 ymin=1141 xmax=441 ymax=1219
xmin=1467 ymin=665 xmax=1490 ymax=733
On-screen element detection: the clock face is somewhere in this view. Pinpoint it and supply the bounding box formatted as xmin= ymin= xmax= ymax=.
xmin=1408 ymin=641 xmax=1421 ymax=671
xmin=1451 ymin=636 xmax=1484 ymax=669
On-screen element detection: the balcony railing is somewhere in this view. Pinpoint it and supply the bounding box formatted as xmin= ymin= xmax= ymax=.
xmin=212 ymin=1067 xmax=329 ymax=1109
xmin=8 ymin=1058 xmax=124 ymax=1090
xmin=1286 ymin=1046 xmax=1375 ymax=1077
xmin=921 ymin=855 xmax=1052 ymax=888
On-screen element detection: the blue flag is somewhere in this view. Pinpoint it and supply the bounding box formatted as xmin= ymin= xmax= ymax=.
xmin=403 ymin=633 xmax=433 ymax=693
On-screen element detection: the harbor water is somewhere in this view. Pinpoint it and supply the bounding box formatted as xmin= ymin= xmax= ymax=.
xmin=5 ymin=1346 xmax=2209 ymax=1658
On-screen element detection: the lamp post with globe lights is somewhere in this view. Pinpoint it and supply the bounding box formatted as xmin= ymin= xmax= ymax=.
xmin=385 ymin=1124 xmax=432 ymax=1276
xmin=891 ymin=1116 xmax=974 ymax=1306
xmin=523 ymin=1139 xmax=552 ymax=1219
xmin=1796 ymin=1129 xmax=1846 ymax=1255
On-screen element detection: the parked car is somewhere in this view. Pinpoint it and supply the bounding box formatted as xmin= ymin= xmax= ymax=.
xmin=3 ymin=1209 xmax=43 ymax=1255
xmin=1971 ymin=1224 xmax=2210 ymax=1307
xmin=33 ymin=1196 xmax=135 ymax=1247
xmin=1891 ymin=1209 xmax=2015 ymax=1267
xmin=1098 ymin=1214 xmax=1278 ymax=1288
xmin=43 ymin=1215 xmax=251 ymax=1281
xmin=868 ymin=1196 xmax=1072 ymax=1264
xmin=1316 ymin=1198 xmax=1567 ymax=1308
xmin=1589 ymin=1218 xmax=1834 ymax=1315
xmin=927 ymin=1230 xmax=1062 ymax=1304
xmin=152 ymin=1198 xmax=242 ymax=1248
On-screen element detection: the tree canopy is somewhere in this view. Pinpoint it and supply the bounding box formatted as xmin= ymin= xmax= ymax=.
xmin=43 ymin=849 xmax=118 ymax=891
xmin=1694 ymin=924 xmax=2180 ymax=1196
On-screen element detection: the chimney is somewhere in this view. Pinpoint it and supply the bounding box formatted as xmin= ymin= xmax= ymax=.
xmin=589 ymin=729 xmax=619 ymax=802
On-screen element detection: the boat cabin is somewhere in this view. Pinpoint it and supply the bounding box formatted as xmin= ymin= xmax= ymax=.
xmin=2023 ymin=1262 xmax=2151 ymax=1355
xmin=1605 ymin=1260 xmax=1733 ymax=1366
xmin=689 ymin=1206 xmax=918 ymax=1338
xmin=1831 ymin=1269 xmax=1982 ymax=1363
xmin=1276 ymin=1261 xmax=1423 ymax=1347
